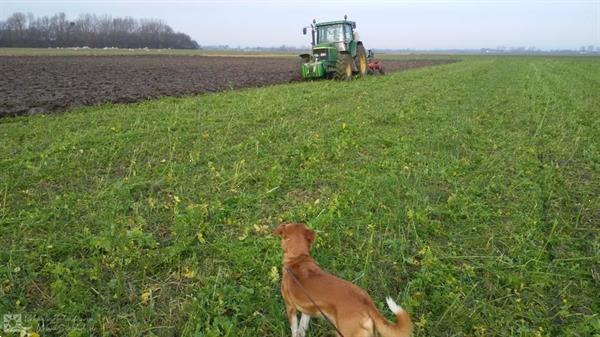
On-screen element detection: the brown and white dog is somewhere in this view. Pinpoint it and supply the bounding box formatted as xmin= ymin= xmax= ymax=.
xmin=274 ymin=223 xmax=412 ymax=337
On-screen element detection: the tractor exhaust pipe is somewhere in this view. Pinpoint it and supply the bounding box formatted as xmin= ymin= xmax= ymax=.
xmin=311 ymin=19 xmax=316 ymax=46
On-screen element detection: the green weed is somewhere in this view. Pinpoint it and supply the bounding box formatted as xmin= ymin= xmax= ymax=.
xmin=1 ymin=56 xmax=598 ymax=336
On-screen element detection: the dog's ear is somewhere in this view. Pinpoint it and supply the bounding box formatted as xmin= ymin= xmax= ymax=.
xmin=304 ymin=227 xmax=315 ymax=246
xmin=273 ymin=223 xmax=286 ymax=236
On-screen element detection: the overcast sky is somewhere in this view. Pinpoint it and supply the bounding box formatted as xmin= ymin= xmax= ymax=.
xmin=2 ymin=0 xmax=599 ymax=50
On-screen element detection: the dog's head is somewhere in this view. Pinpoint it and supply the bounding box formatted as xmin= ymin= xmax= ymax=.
xmin=273 ymin=223 xmax=315 ymax=255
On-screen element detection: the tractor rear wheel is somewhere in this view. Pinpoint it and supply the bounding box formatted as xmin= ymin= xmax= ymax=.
xmin=356 ymin=44 xmax=368 ymax=77
xmin=334 ymin=54 xmax=353 ymax=80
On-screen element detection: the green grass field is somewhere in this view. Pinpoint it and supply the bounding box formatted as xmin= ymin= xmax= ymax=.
xmin=1 ymin=56 xmax=598 ymax=337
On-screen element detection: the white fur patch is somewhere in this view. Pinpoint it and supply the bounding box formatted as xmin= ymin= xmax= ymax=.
xmin=386 ymin=296 xmax=404 ymax=314
xmin=298 ymin=313 xmax=310 ymax=337
xmin=291 ymin=314 xmax=298 ymax=337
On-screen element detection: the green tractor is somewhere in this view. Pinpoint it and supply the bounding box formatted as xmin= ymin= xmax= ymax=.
xmin=300 ymin=15 xmax=368 ymax=80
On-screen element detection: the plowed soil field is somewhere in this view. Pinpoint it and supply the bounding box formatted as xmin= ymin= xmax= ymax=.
xmin=1 ymin=55 xmax=455 ymax=116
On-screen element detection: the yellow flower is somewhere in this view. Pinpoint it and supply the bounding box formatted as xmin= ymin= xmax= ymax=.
xmin=269 ymin=266 xmax=280 ymax=283
xmin=182 ymin=267 xmax=196 ymax=279
xmin=141 ymin=290 xmax=152 ymax=304
xmin=252 ymin=224 xmax=269 ymax=235
xmin=415 ymin=315 xmax=427 ymax=328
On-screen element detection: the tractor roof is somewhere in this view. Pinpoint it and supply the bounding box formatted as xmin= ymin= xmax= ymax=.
xmin=315 ymin=20 xmax=355 ymax=27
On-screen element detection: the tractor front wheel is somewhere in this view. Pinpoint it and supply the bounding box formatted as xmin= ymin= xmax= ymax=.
xmin=334 ymin=54 xmax=353 ymax=80
xmin=356 ymin=44 xmax=368 ymax=77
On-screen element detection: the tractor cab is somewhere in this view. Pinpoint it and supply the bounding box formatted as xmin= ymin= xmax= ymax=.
xmin=314 ymin=20 xmax=357 ymax=54
xmin=300 ymin=16 xmax=367 ymax=80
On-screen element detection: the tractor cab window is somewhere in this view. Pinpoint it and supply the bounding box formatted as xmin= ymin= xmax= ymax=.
xmin=316 ymin=24 xmax=344 ymax=43
xmin=344 ymin=24 xmax=353 ymax=41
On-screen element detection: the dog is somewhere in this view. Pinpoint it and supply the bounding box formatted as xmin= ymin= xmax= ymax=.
xmin=274 ymin=222 xmax=412 ymax=337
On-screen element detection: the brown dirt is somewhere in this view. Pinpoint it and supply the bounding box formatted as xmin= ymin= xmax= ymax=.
xmin=0 ymin=55 xmax=455 ymax=117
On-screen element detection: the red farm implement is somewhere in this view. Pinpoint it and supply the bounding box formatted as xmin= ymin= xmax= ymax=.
xmin=367 ymin=49 xmax=385 ymax=75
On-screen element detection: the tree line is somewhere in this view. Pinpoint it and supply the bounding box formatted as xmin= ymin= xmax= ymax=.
xmin=0 ymin=12 xmax=200 ymax=49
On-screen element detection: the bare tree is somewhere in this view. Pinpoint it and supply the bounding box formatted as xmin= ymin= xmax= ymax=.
xmin=0 ymin=12 xmax=199 ymax=49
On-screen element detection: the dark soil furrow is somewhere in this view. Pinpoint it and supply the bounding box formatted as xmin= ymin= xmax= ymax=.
xmin=0 ymin=55 xmax=455 ymax=117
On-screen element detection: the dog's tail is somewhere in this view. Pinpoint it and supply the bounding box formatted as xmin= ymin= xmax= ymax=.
xmin=369 ymin=296 xmax=412 ymax=337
